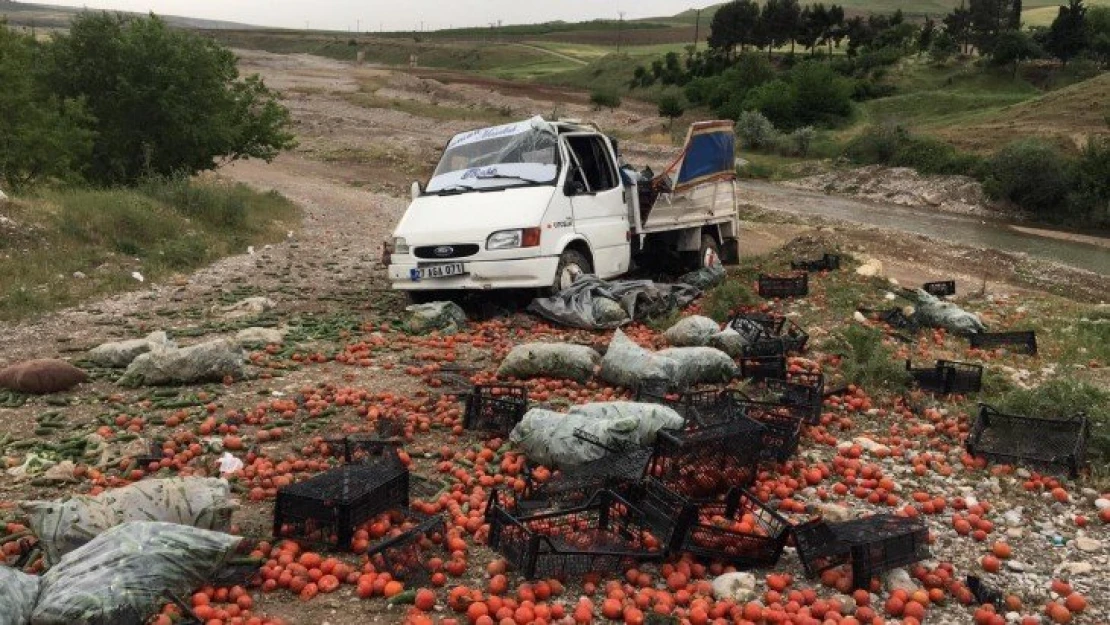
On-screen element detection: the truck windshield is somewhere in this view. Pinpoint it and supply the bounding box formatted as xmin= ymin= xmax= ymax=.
xmin=427 ymin=121 xmax=559 ymax=194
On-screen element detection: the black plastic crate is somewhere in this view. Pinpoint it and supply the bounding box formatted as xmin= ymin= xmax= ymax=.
xmin=273 ymin=460 xmax=409 ymax=549
xmin=636 ymin=388 xmax=743 ymax=429
xmin=344 ymin=433 xmax=404 ymax=464
xmin=793 ymin=519 xmax=852 ymax=578
xmin=839 ymin=515 xmax=931 ymax=590
xmin=966 ymin=403 xmax=1089 ymax=478
xmin=632 ymin=478 xmax=699 ymax=553
xmin=969 ymin=331 xmax=1037 ymax=355
xmin=739 ymin=354 xmax=787 ymax=381
xmin=647 ymin=418 xmax=765 ymax=500
xmin=731 ymin=395 xmax=807 ymax=462
xmin=905 ymin=359 xmax=983 ymax=395
xmin=727 ymin=314 xmax=784 ymax=343
xmin=742 ymin=337 xmax=787 ymax=358
xmin=876 ymin=308 xmax=919 ymax=331
xmin=521 ymin=448 xmax=653 ymax=513
xmin=967 ymin=575 xmax=1006 ymax=606
xmin=758 ymin=273 xmax=809 ymax=299
xmin=780 ymin=319 xmax=810 ymax=353
xmin=365 ymin=512 xmax=446 ymax=585
xmin=463 ymin=384 xmax=528 ymax=435
xmin=766 ymin=371 xmax=825 ymax=425
xmin=791 ymin=253 xmax=840 ymax=273
xmin=675 ymin=488 xmax=791 ymax=568
xmin=633 ymin=378 xmax=673 ymax=402
xmin=486 ymin=489 xmax=664 ymax=579
xmin=923 ymin=280 xmax=956 ymax=297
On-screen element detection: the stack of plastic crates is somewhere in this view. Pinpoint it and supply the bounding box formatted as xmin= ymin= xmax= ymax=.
xmin=646 ymin=417 xmax=765 ymax=500
xmin=728 ymin=392 xmax=808 ymax=462
xmin=463 ymin=384 xmax=528 ymax=436
xmin=969 ymin=331 xmax=1038 ymax=355
xmin=791 ymin=253 xmax=840 ymax=273
xmin=966 ymin=403 xmax=1089 ymax=478
xmin=758 ymin=273 xmax=809 ymax=298
xmin=674 ymin=487 xmax=791 ymax=568
xmin=794 ymin=515 xmax=930 ymax=590
xmin=905 ymin=359 xmax=983 ymax=395
xmin=486 ymin=489 xmax=664 ymax=579
xmin=272 ymin=456 xmax=409 ymax=550
xmin=365 ymin=512 xmax=447 ymax=585
xmin=519 ymin=447 xmax=653 ymax=514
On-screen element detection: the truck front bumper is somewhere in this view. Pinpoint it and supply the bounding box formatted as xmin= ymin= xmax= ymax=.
xmin=388 ymin=256 xmax=559 ymax=291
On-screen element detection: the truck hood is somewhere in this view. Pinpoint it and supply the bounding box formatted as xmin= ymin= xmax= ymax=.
xmin=393 ymin=186 xmax=556 ymax=245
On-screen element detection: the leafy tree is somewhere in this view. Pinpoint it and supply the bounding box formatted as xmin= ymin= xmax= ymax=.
xmin=708 ymin=0 xmax=761 ymax=56
xmin=984 ymin=139 xmax=1070 ymax=216
xmin=44 ymin=13 xmax=294 ymax=185
xmin=735 ymin=110 xmax=779 ymax=149
xmin=1088 ymin=6 xmax=1110 ymax=62
xmin=760 ymin=0 xmax=802 ymax=56
xmin=0 ymin=24 xmax=94 ymax=190
xmin=790 ymin=61 xmax=853 ymax=126
xmin=969 ymin=0 xmax=1022 ymax=53
xmin=743 ymin=79 xmax=797 ymax=128
xmin=918 ymin=17 xmax=937 ymax=54
xmin=1046 ymin=0 xmax=1088 ymax=64
xmin=930 ymin=30 xmax=961 ymax=63
xmin=944 ymin=1 xmax=974 ymax=54
xmin=825 ymin=5 xmax=847 ymax=56
xmin=1068 ymin=137 xmax=1110 ymax=226
xmin=990 ymin=29 xmax=1042 ymax=76
xmin=657 ymin=94 xmax=686 ymax=130
xmin=798 ymin=5 xmax=822 ymax=54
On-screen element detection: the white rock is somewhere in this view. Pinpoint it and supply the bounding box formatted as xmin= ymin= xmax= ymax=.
xmin=808 ymin=502 xmax=852 ymax=522
xmin=1015 ymin=468 xmax=1031 ymax=479
xmin=72 ymin=271 xmax=87 ymax=279
xmin=88 ymin=331 xmax=174 ymax=368
xmin=852 ymin=311 xmax=868 ymax=323
xmin=852 ymin=436 xmax=890 ymax=455
xmin=711 ymin=572 xmax=757 ymax=603
xmin=884 ymin=292 xmax=897 ymax=301
xmin=1005 ymin=560 xmax=1026 ymax=572
xmin=1074 ymin=537 xmax=1101 ymax=552
xmin=883 ymin=568 xmax=916 ymax=593
xmin=131 ymin=271 xmax=144 ymax=282
xmin=1095 ymin=498 xmax=1110 ymax=511
xmin=855 ymin=257 xmax=884 ymax=277
xmin=1057 ymin=561 xmax=1093 ymax=576
xmin=236 ymin=327 xmax=286 ymax=346
xmin=1006 ymin=528 xmax=1024 ymax=539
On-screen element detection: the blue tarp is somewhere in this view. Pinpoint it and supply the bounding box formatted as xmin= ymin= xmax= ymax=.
xmin=675 ymin=123 xmax=735 ymax=191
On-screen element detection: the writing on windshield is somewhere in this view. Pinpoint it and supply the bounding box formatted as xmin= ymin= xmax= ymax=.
xmin=427 ymin=126 xmax=558 ymax=194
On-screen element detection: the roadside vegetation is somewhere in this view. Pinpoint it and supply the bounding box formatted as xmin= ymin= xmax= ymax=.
xmin=0 ymin=14 xmax=298 ymax=317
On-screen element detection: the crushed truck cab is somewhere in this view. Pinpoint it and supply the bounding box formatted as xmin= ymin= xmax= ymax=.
xmin=387 ymin=116 xmax=739 ymax=294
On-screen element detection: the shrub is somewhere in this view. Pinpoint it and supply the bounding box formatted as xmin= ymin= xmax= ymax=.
xmin=657 ymin=94 xmax=686 ymax=125
xmin=983 ymin=139 xmax=1071 ymax=215
xmin=589 ymin=88 xmax=621 ymax=110
xmin=742 ymin=80 xmax=797 ymax=129
xmin=0 ymin=27 xmax=94 ymax=190
xmin=1067 ymin=137 xmax=1110 ymax=227
xmin=701 ymin=279 xmax=759 ymax=322
xmin=44 ymin=13 xmax=294 ymax=185
xmin=790 ymin=127 xmax=817 ymax=157
xmin=843 ymin=123 xmax=907 ymax=165
xmin=789 ymin=62 xmax=854 ymax=127
xmin=843 ymin=124 xmax=987 ymax=177
xmin=826 ymin=324 xmax=912 ymax=393
xmin=735 ymin=110 xmax=779 ymax=150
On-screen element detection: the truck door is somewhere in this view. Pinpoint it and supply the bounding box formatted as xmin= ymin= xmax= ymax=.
xmin=562 ymin=133 xmax=630 ymax=279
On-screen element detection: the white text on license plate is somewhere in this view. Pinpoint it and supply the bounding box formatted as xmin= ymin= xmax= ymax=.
xmin=411 ymin=263 xmax=465 ymax=281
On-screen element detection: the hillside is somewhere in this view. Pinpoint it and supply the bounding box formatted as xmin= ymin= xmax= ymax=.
xmin=0 ymin=0 xmax=261 ymax=30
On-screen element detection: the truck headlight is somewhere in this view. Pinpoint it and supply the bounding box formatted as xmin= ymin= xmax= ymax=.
xmin=486 ymin=228 xmax=541 ymax=250
xmin=393 ymin=237 xmax=410 ymax=254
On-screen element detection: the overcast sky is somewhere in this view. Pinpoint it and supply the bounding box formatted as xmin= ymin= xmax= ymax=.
xmin=39 ymin=1 xmax=706 ymax=31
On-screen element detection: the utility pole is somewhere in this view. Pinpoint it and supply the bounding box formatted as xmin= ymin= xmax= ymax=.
xmin=617 ymin=11 xmax=625 ymax=53
xmin=692 ymin=8 xmax=701 ymax=52
xmin=356 ymin=19 xmax=360 ymax=33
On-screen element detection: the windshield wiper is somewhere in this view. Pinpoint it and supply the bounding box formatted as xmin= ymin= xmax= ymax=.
xmin=474 ymin=173 xmax=549 ymax=185
xmin=434 ymin=183 xmax=477 ymax=195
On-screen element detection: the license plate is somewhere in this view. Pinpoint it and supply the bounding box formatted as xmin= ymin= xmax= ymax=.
xmin=410 ymin=263 xmax=465 ymax=281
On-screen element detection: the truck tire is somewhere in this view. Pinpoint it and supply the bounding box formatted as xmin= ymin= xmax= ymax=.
xmin=721 ymin=237 xmax=740 ymax=265
xmin=551 ymin=248 xmax=592 ymax=295
xmin=691 ymin=234 xmax=722 ymax=272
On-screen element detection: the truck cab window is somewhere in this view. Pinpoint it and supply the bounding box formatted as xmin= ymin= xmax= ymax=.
xmin=566 ymin=136 xmax=617 ymax=193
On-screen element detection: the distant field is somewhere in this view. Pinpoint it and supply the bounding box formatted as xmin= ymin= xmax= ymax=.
xmin=1023 ymin=0 xmax=1110 ymax=26
xmin=0 ymin=0 xmax=260 ymax=30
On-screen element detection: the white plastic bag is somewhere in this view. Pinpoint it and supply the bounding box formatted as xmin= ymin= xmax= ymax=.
xmin=31 ymin=522 xmax=241 ymax=625
xmin=664 ymin=315 xmax=721 ymax=347
xmin=23 ymin=477 xmax=235 ymax=565
xmin=0 ymin=566 xmax=41 ymax=625
xmin=657 ymin=347 xmax=739 ymax=389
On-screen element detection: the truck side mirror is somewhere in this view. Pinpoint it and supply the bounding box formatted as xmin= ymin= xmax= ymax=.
xmin=410 ymin=181 xmax=423 ymax=201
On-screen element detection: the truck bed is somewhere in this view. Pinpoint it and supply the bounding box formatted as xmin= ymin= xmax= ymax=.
xmin=637 ymin=179 xmax=737 ymax=234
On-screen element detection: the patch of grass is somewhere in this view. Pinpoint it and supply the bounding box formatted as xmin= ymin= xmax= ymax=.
xmin=0 ymin=178 xmax=299 ymax=320
xmin=701 ymin=278 xmax=760 ymax=323
xmin=823 ymin=324 xmax=913 ymax=393
xmin=991 ymin=378 xmax=1110 ymax=470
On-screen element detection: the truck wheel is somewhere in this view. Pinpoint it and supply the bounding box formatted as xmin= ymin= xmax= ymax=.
xmin=693 ymin=234 xmax=722 ymax=271
xmin=551 ymin=249 xmax=592 ymax=295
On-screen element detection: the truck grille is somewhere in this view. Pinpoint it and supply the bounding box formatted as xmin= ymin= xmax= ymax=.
xmin=414 ymin=244 xmax=479 ymax=260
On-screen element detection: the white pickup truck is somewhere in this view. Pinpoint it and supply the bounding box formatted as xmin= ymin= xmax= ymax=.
xmin=386 ymin=116 xmax=739 ymax=298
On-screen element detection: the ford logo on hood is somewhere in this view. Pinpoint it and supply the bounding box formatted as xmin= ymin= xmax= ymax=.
xmin=433 ymin=246 xmax=454 ymax=257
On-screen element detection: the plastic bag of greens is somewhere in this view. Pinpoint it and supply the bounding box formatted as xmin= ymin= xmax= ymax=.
xmin=497 ymin=343 xmax=601 ymax=383
xmin=23 ymin=477 xmax=235 ymax=565
xmin=657 ymin=347 xmax=739 ymax=390
xmin=0 ymin=566 xmax=41 ymax=625
xmin=31 ymin=521 xmax=241 ymax=625
xmin=598 ymin=329 xmax=678 ymax=390
xmin=509 ymin=402 xmax=683 ymax=468
xmin=663 ymin=315 xmax=721 ymax=347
